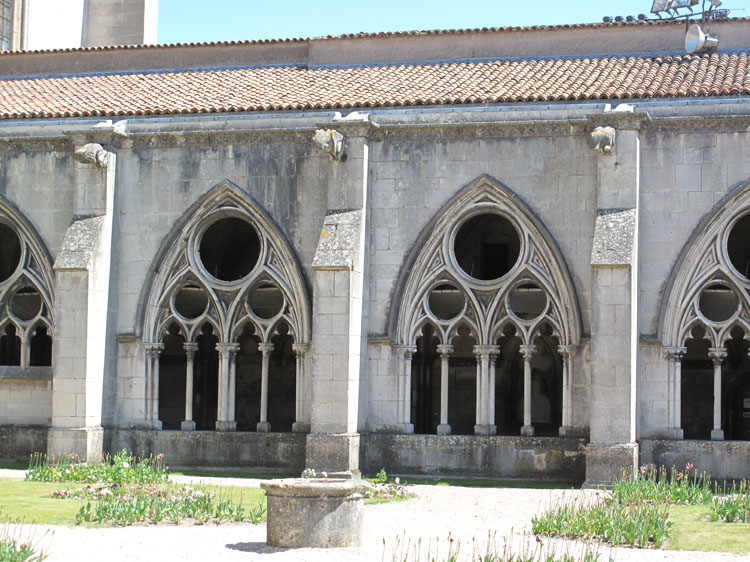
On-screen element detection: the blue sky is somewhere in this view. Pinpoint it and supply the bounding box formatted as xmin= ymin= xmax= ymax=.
xmin=157 ymin=1 xmax=742 ymax=44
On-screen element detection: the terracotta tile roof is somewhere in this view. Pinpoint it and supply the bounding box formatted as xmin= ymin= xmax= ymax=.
xmin=0 ymin=52 xmax=748 ymax=119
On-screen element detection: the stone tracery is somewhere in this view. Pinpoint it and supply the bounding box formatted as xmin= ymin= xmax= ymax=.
xmin=660 ymin=180 xmax=750 ymax=440
xmin=393 ymin=175 xmax=581 ymax=437
xmin=142 ymin=182 xmax=311 ymax=432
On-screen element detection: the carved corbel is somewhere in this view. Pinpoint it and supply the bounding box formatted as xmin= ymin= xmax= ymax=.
xmin=74 ymin=143 xmax=109 ymax=167
xmin=590 ymin=126 xmax=616 ymax=154
xmin=312 ymin=128 xmax=346 ymax=161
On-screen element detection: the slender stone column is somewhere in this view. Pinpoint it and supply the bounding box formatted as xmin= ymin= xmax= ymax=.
xmin=227 ymin=343 xmax=239 ymax=425
xmin=292 ymin=343 xmax=310 ymax=432
xmin=20 ymin=339 xmax=30 ymax=369
xmin=488 ymin=347 xmax=499 ymax=428
xmin=395 ymin=345 xmax=416 ymax=433
xmin=558 ymin=344 xmax=577 ymax=436
xmin=473 ymin=345 xmax=499 ymax=434
xmin=708 ymin=347 xmax=727 ymax=441
xmin=215 ymin=342 xmax=239 ymax=432
xmin=520 ymin=344 xmax=536 ymax=437
xmin=257 ymin=342 xmax=275 ymax=432
xmin=662 ymin=346 xmax=686 ymax=439
xmin=181 ymin=342 xmax=198 ymax=431
xmin=143 ymin=342 xmax=164 ymax=429
xmin=436 ymin=344 xmax=453 ymax=435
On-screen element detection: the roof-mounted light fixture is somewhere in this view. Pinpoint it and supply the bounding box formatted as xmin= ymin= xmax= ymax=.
xmin=685 ymin=22 xmax=720 ymax=52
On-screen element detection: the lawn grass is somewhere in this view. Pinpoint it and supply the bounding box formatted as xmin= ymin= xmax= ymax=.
xmin=0 ymin=478 xmax=86 ymax=525
xmin=0 ymin=477 xmax=267 ymax=525
xmin=668 ymin=504 xmax=750 ymax=553
xmin=0 ymin=461 xmax=28 ymax=470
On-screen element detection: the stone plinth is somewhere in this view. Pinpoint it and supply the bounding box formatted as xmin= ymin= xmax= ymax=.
xmin=261 ymin=478 xmax=370 ymax=548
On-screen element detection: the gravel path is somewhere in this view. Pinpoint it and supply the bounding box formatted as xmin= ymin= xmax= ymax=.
xmin=2 ymin=470 xmax=747 ymax=562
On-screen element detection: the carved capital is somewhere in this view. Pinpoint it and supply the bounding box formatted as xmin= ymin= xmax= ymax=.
xmin=395 ymin=344 xmax=417 ymax=361
xmin=312 ymin=128 xmax=346 ymax=161
xmin=216 ymin=342 xmax=241 ymax=359
xmin=519 ymin=344 xmax=537 ymax=361
xmin=473 ymin=344 xmax=500 ymax=360
xmin=183 ymin=342 xmax=199 ymax=358
xmin=662 ymin=346 xmax=687 ymax=362
xmin=707 ymin=347 xmax=727 ymax=364
xmin=142 ymin=342 xmax=165 ymax=358
xmin=436 ymin=344 xmax=454 ymax=358
xmin=257 ymin=342 xmax=275 ymax=356
xmin=74 ymin=143 xmax=108 ymax=167
xmin=292 ymin=343 xmax=309 ymax=358
xmin=590 ymin=126 xmax=616 ymax=154
xmin=557 ymin=344 xmax=577 ymax=359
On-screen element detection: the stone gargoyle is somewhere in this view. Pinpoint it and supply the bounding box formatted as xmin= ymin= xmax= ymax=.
xmin=590 ymin=126 xmax=616 ymax=154
xmin=74 ymin=143 xmax=108 ymax=167
xmin=312 ymin=128 xmax=346 ymax=161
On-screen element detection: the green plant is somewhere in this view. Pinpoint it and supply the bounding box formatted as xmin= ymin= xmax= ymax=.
xmin=709 ymin=479 xmax=750 ymax=523
xmin=73 ymin=485 xmax=265 ymax=526
xmin=0 ymin=519 xmax=47 ymax=562
xmin=611 ymin=463 xmax=713 ymax=506
xmin=26 ymin=450 xmax=168 ymax=485
xmin=374 ymin=468 xmax=388 ymax=484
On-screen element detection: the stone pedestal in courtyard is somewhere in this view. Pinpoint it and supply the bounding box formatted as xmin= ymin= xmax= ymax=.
xmin=261 ymin=478 xmax=370 ymax=548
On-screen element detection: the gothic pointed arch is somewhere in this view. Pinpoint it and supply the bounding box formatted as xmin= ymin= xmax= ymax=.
xmin=391 ymin=175 xmax=581 ymax=437
xmin=659 ymin=178 xmax=750 ymax=348
xmin=138 ymin=180 xmax=311 ymax=432
xmin=141 ymin=180 xmax=311 ymax=346
xmin=0 ymin=195 xmax=54 ymax=367
xmin=392 ymin=174 xmax=581 ymax=348
xmin=658 ymin=177 xmax=750 ymax=441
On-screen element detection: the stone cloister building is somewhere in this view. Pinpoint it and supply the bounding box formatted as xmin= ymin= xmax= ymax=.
xmin=0 ymin=12 xmax=749 ymax=485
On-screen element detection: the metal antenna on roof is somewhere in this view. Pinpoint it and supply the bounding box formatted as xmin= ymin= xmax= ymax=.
xmin=602 ymin=0 xmax=737 ymax=53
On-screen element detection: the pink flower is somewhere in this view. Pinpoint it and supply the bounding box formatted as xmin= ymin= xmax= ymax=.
xmin=536 ymin=535 xmax=541 ymax=542
xmin=641 ymin=466 xmax=648 ymax=473
xmin=686 ymin=463 xmax=694 ymax=470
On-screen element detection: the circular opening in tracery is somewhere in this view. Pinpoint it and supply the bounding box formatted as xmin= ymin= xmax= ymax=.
xmin=728 ymin=214 xmax=750 ymax=279
xmin=454 ymin=214 xmax=520 ymax=281
xmin=199 ymin=217 xmax=260 ymax=282
xmin=698 ymin=284 xmax=738 ymax=323
xmin=11 ymin=287 xmax=41 ymax=321
xmin=428 ymin=284 xmax=465 ymax=320
xmin=509 ymin=283 xmax=547 ymax=320
xmin=0 ymin=224 xmax=22 ymax=283
xmin=173 ymin=284 xmax=208 ymax=320
xmin=249 ymin=283 xmax=284 ymax=319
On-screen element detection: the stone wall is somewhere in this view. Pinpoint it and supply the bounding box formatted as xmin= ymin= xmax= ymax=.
xmin=0 ymin=425 xmax=48 ymax=460
xmin=641 ymin=439 xmax=750 ymax=482
xmin=114 ymin=430 xmax=306 ymax=473
xmin=362 ymin=434 xmax=586 ymax=481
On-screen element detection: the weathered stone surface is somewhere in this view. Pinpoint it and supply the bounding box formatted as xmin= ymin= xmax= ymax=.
xmin=590 ymin=208 xmax=635 ymax=266
xmin=311 ymin=209 xmax=362 ymax=270
xmin=0 ymin=425 xmax=48 ymax=460
xmin=362 ymin=434 xmax=586 ymax=481
xmin=261 ymin=478 xmax=370 ymax=548
xmin=584 ymin=442 xmax=638 ymax=487
xmin=53 ymin=216 xmax=104 ymax=270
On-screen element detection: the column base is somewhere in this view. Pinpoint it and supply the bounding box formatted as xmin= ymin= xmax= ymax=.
xmin=474 ymin=424 xmax=496 ymax=436
xmin=558 ymin=425 xmax=589 ymax=438
xmin=584 ymin=442 xmax=639 ymax=488
xmin=305 ymin=433 xmax=361 ymax=476
xmin=437 ymin=424 xmax=452 ymax=435
xmin=711 ymin=428 xmax=725 ymax=440
xmin=256 ymin=421 xmax=271 ymax=433
xmin=400 ymin=423 xmax=414 ymax=434
xmin=180 ymin=420 xmax=196 ymax=431
xmin=216 ymin=420 xmax=237 ymax=432
xmin=292 ymin=421 xmax=310 ymax=433
xmin=47 ymin=426 xmax=104 ymax=463
xmin=520 ymin=425 xmax=535 ymax=437
xmin=669 ymin=427 xmax=684 ymax=439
